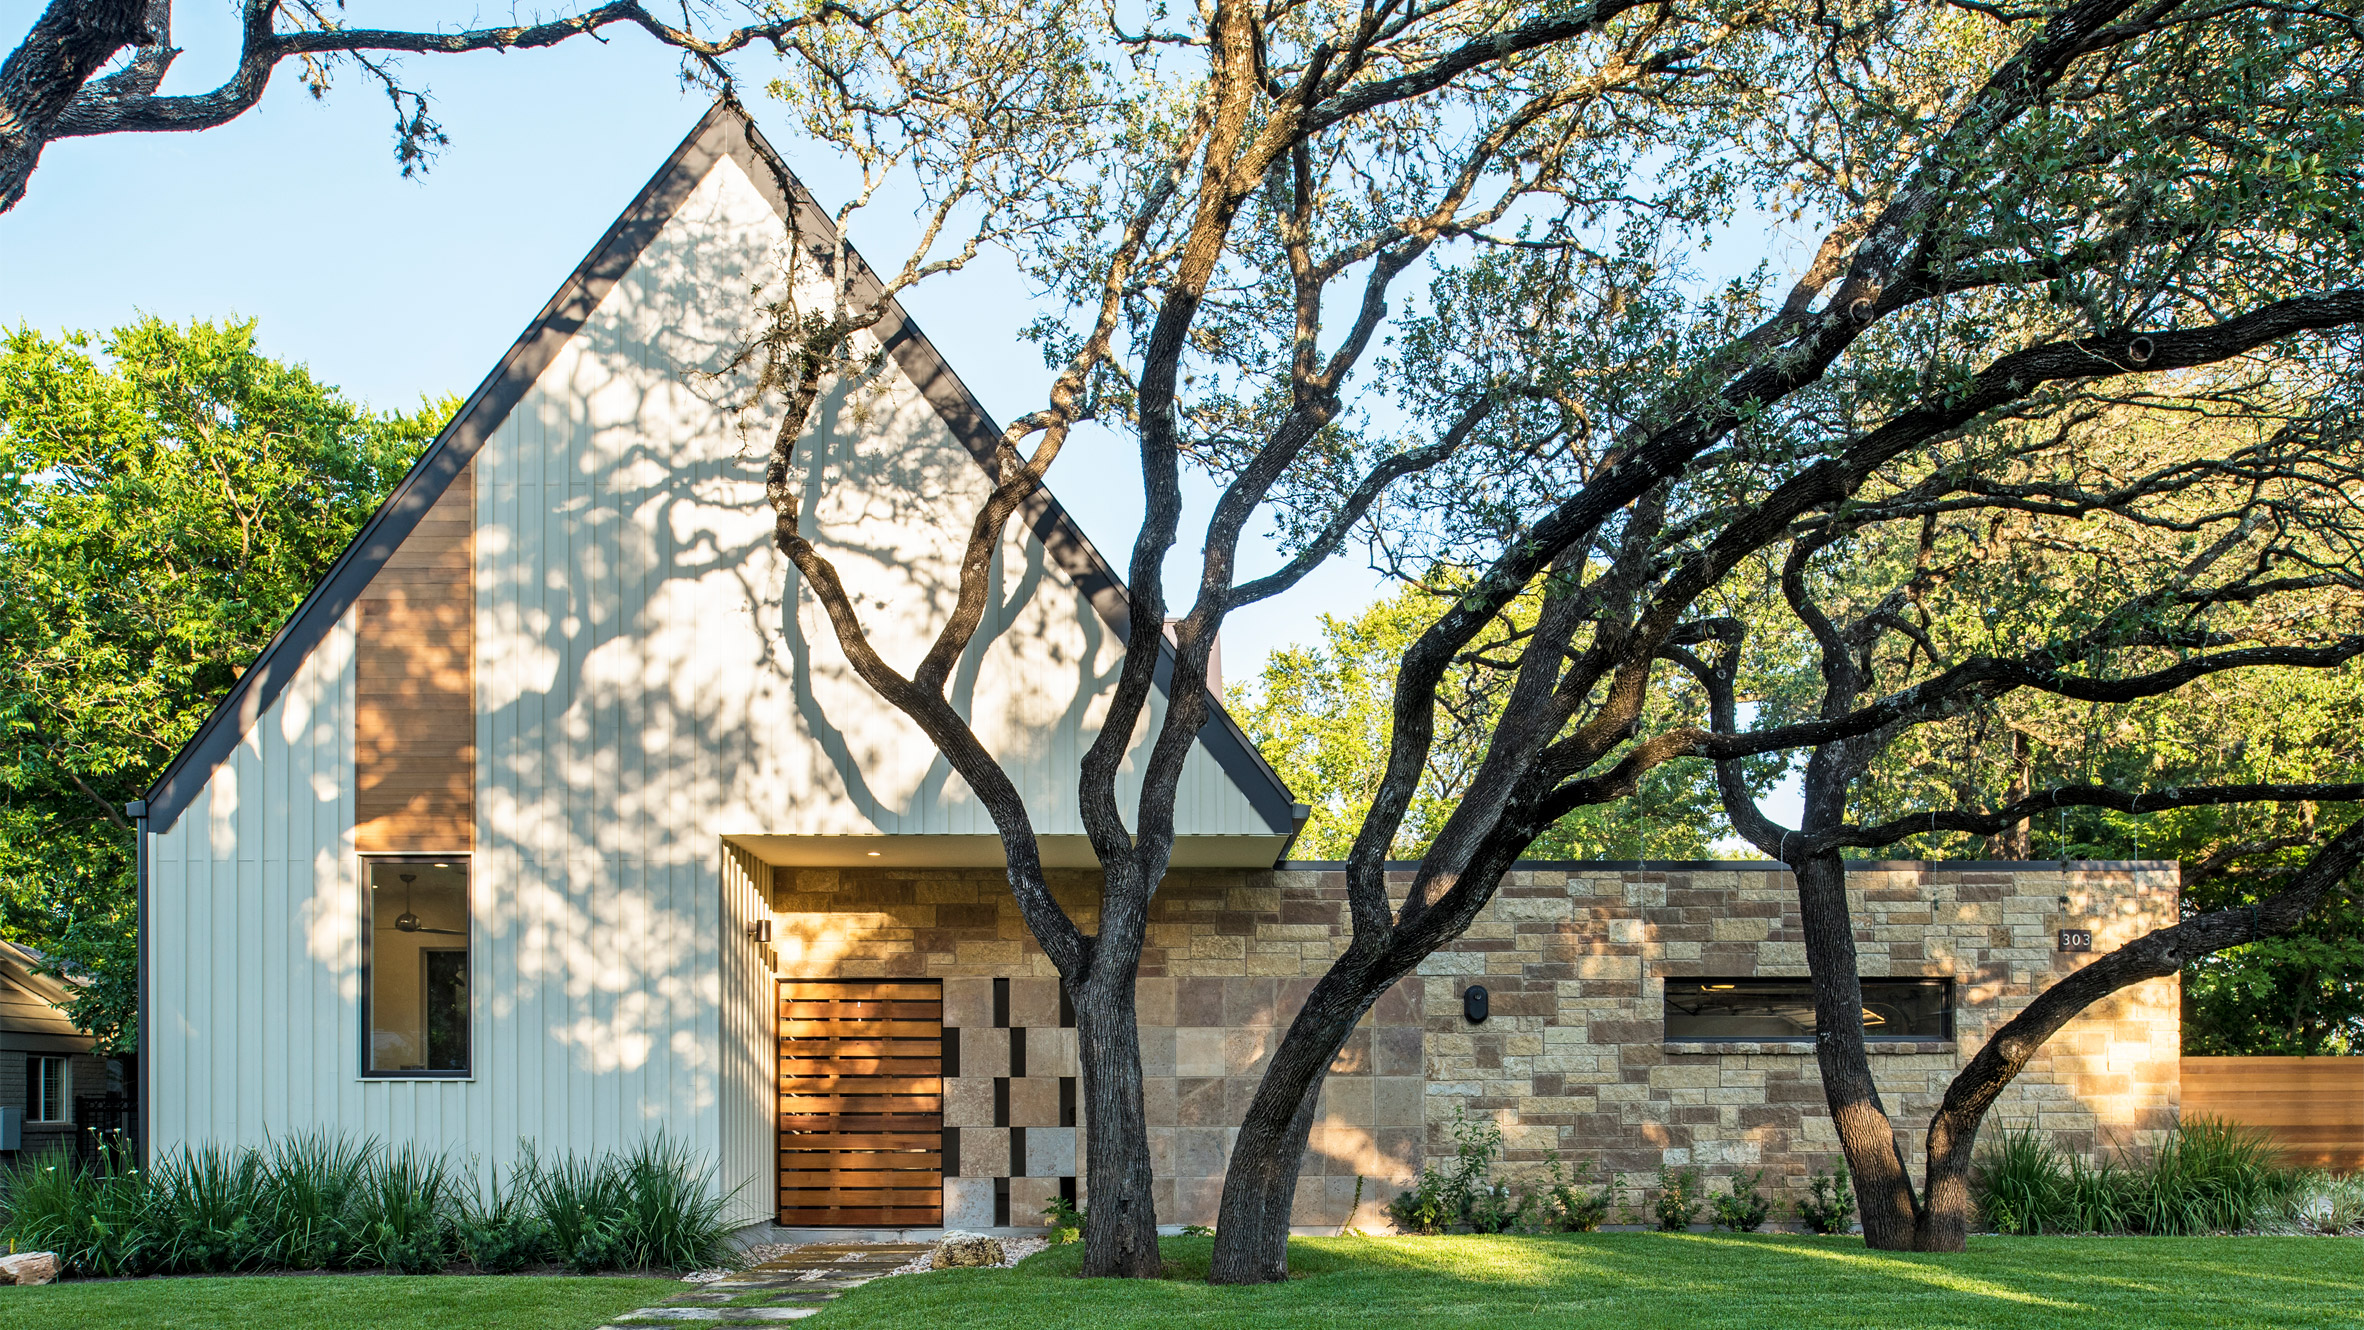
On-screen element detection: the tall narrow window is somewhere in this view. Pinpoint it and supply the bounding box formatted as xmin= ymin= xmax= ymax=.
xmin=27 ymin=1055 xmax=68 ymax=1122
xmin=363 ymin=858 xmax=472 ymax=1076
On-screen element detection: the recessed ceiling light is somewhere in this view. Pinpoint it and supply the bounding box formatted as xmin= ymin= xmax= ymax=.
xmin=866 ymin=851 xmax=881 ymax=857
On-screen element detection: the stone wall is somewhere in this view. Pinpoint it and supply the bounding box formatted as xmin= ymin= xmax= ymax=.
xmin=761 ymin=858 xmax=2178 ymax=1229
xmin=1403 ymin=861 xmax=2181 ymax=1216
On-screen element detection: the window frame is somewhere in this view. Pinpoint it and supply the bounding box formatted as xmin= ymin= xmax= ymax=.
xmin=27 ymin=1054 xmax=69 ymax=1123
xmin=1663 ymin=976 xmax=1954 ymax=1044
xmin=359 ymin=853 xmax=475 ymax=1081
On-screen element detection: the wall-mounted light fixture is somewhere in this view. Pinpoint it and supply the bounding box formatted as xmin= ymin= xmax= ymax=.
xmin=1463 ymin=984 xmax=1490 ymax=1025
xmin=746 ymin=918 xmax=772 ymax=943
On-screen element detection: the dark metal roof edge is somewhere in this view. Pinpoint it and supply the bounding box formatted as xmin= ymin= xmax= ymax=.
xmin=723 ymin=117 xmax=1299 ymax=836
xmin=1272 ymin=858 xmax=2182 ymax=872
xmin=143 ymin=102 xmax=742 ymax=833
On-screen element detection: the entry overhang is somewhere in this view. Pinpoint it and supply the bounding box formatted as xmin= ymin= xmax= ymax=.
xmin=726 ymin=833 xmax=1296 ymax=869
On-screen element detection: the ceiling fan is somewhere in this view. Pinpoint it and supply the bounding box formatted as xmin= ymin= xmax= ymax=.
xmin=377 ymin=872 xmax=466 ymax=936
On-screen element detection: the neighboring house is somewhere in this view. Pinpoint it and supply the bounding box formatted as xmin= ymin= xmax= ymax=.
xmin=135 ymin=103 xmax=2179 ymax=1233
xmin=0 ymin=941 xmax=113 ymax=1160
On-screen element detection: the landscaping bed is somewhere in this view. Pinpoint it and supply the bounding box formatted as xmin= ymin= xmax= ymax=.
xmin=821 ymin=1232 xmax=2364 ymax=1329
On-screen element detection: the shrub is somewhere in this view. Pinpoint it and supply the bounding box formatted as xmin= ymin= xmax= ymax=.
xmin=2121 ymin=1116 xmax=2283 ymax=1235
xmin=1387 ymin=1108 xmax=1516 ymax=1235
xmin=260 ymin=1131 xmax=372 ymax=1269
xmin=1532 ymin=1152 xmax=1610 ymax=1233
xmin=352 ymin=1145 xmax=458 ymax=1274
xmin=2275 ymin=1172 xmax=2364 ymax=1235
xmin=459 ymin=1165 xmax=548 ymax=1274
xmin=1654 ymin=1164 xmax=1704 ymax=1231
xmin=525 ymin=1148 xmax=632 ymax=1272
xmin=0 ymin=1141 xmax=161 ymax=1276
xmin=1711 ymin=1168 xmax=1771 ymax=1232
xmin=1464 ymin=1180 xmax=1529 ymax=1234
xmin=1042 ymin=1195 xmax=1086 ymax=1244
xmin=1796 ymin=1161 xmax=1857 ymax=1236
xmin=152 ymin=1144 xmax=271 ymax=1272
xmin=1442 ymin=1107 xmax=1506 ymax=1220
xmin=1386 ymin=1170 xmax=1454 ymax=1234
xmin=616 ymin=1137 xmax=735 ymax=1270
xmin=1973 ymin=1128 xmax=2067 ymax=1234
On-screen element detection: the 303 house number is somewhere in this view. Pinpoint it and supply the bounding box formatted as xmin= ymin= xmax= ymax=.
xmin=2058 ymin=929 xmax=2094 ymax=953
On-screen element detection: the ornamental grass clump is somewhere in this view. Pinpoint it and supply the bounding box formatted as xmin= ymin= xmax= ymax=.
xmin=614 ymin=1136 xmax=735 ymax=1271
xmin=0 ymin=1131 xmax=729 ymax=1278
xmin=1973 ymin=1117 xmax=2294 ymax=1235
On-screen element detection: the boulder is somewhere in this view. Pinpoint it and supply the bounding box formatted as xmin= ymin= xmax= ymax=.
xmin=930 ymin=1231 xmax=1005 ymax=1269
xmin=0 ymin=1251 xmax=60 ymax=1286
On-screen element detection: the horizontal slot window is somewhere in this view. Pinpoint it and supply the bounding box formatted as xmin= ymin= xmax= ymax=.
xmin=1665 ymin=977 xmax=1951 ymax=1042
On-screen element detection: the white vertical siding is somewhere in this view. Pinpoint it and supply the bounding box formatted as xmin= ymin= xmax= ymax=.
xmin=146 ymin=142 xmax=1271 ymax=1192
xmin=718 ymin=842 xmax=774 ymax=1228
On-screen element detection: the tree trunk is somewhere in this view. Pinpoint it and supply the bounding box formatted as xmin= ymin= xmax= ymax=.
xmin=1913 ymin=1108 xmax=1979 ymax=1251
xmin=1985 ymin=731 xmax=2032 ymax=859
xmin=1792 ymin=852 xmax=1921 ymax=1249
xmin=1208 ymin=967 xmax=1380 ymax=1284
xmin=1074 ymin=968 xmax=1161 ymax=1278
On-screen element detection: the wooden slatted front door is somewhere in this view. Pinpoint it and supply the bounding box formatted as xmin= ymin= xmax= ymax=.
xmin=777 ymin=979 xmax=944 ymax=1225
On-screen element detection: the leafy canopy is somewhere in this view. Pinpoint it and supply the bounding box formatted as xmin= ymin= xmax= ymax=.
xmin=0 ymin=317 xmax=445 ymax=1048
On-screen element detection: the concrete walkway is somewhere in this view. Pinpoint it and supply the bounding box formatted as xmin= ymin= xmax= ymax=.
xmin=597 ymin=1243 xmax=931 ymax=1327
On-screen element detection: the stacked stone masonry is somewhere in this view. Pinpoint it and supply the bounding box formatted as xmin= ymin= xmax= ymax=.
xmin=765 ymin=859 xmax=2177 ymax=1229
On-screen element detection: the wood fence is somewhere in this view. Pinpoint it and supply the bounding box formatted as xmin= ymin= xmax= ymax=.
xmin=2182 ymin=1056 xmax=2364 ymax=1171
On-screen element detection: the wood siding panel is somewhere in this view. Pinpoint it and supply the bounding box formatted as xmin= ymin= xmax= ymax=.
xmin=2183 ymin=1056 xmax=2364 ymax=1170
xmin=355 ymin=465 xmax=474 ymax=853
xmin=777 ymin=980 xmax=942 ymax=1226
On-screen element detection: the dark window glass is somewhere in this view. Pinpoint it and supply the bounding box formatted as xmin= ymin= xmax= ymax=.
xmin=1664 ymin=977 xmax=1951 ymax=1042
xmin=364 ymin=858 xmax=471 ymax=1076
xmin=28 ymin=1055 xmax=68 ymax=1121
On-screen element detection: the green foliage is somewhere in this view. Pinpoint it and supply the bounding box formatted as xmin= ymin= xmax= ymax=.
xmin=353 ymin=1147 xmax=458 ymax=1274
xmin=1233 ymin=580 xmax=1736 ymax=862
xmin=263 ymin=1132 xmax=373 ymax=1269
xmin=1710 ymin=1169 xmax=1770 ymax=1232
xmin=1042 ymin=1194 xmax=1086 ymax=1244
xmin=1972 ymin=1118 xmax=2292 ymax=1235
xmin=614 ymin=1137 xmax=735 ymax=1271
xmin=2272 ymin=1172 xmax=2364 ymax=1235
xmin=0 ymin=318 xmax=445 ymax=1048
xmin=1383 ymin=1171 xmax=1455 ymax=1235
xmin=0 ymin=1132 xmax=729 ymax=1276
xmin=1530 ymin=1152 xmax=1612 ymax=1233
xmin=1653 ymin=1165 xmax=1705 ymax=1231
xmin=1385 ymin=1123 xmax=1618 ymax=1236
xmin=1796 ymin=1162 xmax=1856 ymax=1235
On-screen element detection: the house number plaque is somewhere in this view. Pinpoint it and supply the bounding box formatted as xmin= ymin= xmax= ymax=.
xmin=2058 ymin=929 xmax=2093 ymax=953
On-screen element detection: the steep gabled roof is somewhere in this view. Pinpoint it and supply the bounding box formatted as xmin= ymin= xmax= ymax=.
xmin=144 ymin=102 xmax=1297 ymax=838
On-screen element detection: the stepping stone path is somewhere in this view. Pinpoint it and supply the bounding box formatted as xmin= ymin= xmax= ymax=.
xmin=597 ymin=1243 xmax=931 ymax=1327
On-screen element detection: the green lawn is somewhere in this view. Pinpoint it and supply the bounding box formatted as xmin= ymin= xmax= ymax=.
xmin=0 ymin=1273 xmax=683 ymax=1330
xmin=815 ymin=1233 xmax=2364 ymax=1330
